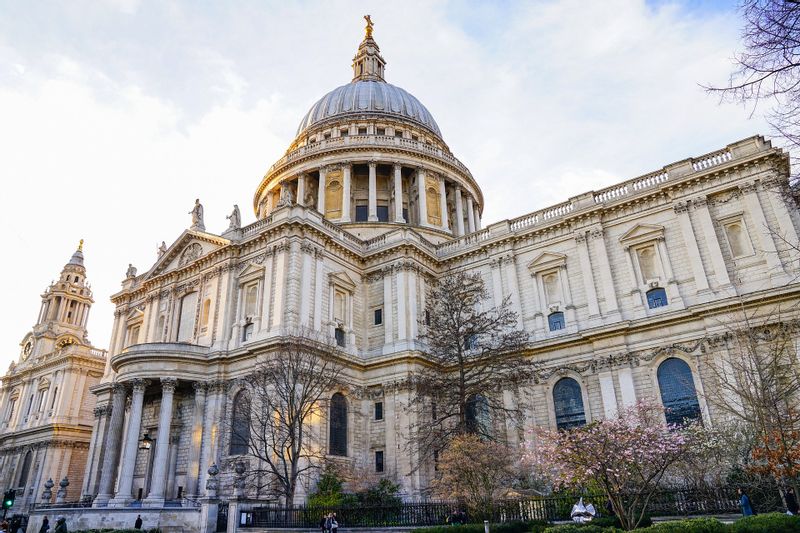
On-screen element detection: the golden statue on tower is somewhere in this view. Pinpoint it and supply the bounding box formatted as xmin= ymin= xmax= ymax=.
xmin=364 ymin=15 xmax=374 ymax=38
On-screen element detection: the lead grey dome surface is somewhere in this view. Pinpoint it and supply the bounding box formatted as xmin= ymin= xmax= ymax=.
xmin=296 ymin=80 xmax=442 ymax=138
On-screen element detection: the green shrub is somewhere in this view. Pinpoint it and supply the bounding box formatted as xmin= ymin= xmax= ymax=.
xmin=728 ymin=512 xmax=800 ymax=533
xmin=588 ymin=515 xmax=652 ymax=529
xmin=71 ymin=529 xmax=161 ymax=533
xmin=414 ymin=521 xmax=549 ymax=533
xmin=542 ymin=525 xmax=623 ymax=533
xmin=641 ymin=517 xmax=726 ymax=533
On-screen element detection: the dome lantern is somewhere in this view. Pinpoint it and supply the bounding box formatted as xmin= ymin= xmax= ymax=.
xmin=352 ymin=15 xmax=386 ymax=82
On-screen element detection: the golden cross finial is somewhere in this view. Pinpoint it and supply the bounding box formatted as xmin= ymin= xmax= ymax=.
xmin=78 ymin=239 xmax=84 ymax=252
xmin=364 ymin=15 xmax=374 ymax=38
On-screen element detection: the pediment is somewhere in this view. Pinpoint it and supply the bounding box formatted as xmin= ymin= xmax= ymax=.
xmin=126 ymin=308 xmax=144 ymax=322
xmin=329 ymin=271 xmax=357 ymax=290
xmin=527 ymin=252 xmax=567 ymax=274
xmin=238 ymin=262 xmax=265 ymax=282
xmin=619 ymin=223 xmax=664 ymax=247
xmin=144 ymin=230 xmax=230 ymax=280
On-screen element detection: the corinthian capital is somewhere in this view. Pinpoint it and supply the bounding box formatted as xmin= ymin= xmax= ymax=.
xmin=160 ymin=377 xmax=178 ymax=393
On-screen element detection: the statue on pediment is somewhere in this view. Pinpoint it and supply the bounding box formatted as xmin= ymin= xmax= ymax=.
xmin=227 ymin=204 xmax=241 ymax=230
xmin=189 ymin=199 xmax=205 ymax=231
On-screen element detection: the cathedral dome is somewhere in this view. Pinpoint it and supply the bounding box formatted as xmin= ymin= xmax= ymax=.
xmin=296 ymin=80 xmax=442 ymax=139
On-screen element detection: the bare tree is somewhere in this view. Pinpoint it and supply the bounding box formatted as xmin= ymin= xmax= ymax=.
xmin=409 ymin=270 xmax=532 ymax=463
xmin=708 ymin=1 xmax=800 ymax=192
xmin=230 ymin=333 xmax=345 ymax=504
xmin=703 ymin=306 xmax=800 ymax=494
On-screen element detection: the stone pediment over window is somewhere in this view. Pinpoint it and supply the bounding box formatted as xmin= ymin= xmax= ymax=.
xmin=238 ymin=263 xmax=265 ymax=283
xmin=144 ymin=230 xmax=230 ymax=280
xmin=527 ymin=252 xmax=567 ymax=275
xmin=619 ymin=223 xmax=665 ymax=249
xmin=126 ymin=308 xmax=144 ymax=323
xmin=329 ymin=271 xmax=357 ymax=291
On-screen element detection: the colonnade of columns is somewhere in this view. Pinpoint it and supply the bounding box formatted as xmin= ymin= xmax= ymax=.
xmin=267 ymin=162 xmax=482 ymax=236
xmin=92 ymin=377 xmax=221 ymax=508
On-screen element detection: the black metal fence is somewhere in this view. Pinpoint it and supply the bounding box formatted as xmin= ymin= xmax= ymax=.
xmin=239 ymin=487 xmax=746 ymax=529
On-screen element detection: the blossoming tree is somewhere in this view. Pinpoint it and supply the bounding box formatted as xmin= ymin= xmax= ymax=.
xmin=525 ymin=401 xmax=691 ymax=530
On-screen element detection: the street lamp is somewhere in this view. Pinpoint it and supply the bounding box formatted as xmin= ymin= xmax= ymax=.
xmin=139 ymin=433 xmax=153 ymax=450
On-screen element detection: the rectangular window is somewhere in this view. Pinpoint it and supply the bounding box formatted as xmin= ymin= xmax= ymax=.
xmin=374 ymin=401 xmax=384 ymax=421
xmin=412 ymin=134 xmax=419 ymax=141
xmin=358 ymin=127 xmax=367 ymax=135
xmin=402 ymin=208 xmax=408 ymax=222
xmin=335 ymin=327 xmax=346 ymax=347
xmin=6 ymin=399 xmax=15 ymax=421
xmin=50 ymin=388 xmax=58 ymax=409
xmin=355 ymin=204 xmax=368 ymax=222
xmin=375 ymin=450 xmax=384 ymax=473
xmin=324 ymin=132 xmax=331 ymax=140
xmin=377 ymin=128 xmax=386 ymax=136
xmin=376 ymin=205 xmax=389 ymax=222
xmin=374 ymin=308 xmax=383 ymax=326
xmin=243 ymin=322 xmax=254 ymax=341
xmin=395 ymin=130 xmax=403 ymax=138
xmin=340 ymin=129 xmax=348 ymax=137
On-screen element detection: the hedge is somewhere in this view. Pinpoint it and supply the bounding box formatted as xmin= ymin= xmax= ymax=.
xmin=538 ymin=512 xmax=800 ymax=531
xmin=414 ymin=520 xmax=550 ymax=533
xmin=69 ymin=529 xmax=162 ymax=533
xmin=728 ymin=513 xmax=800 ymax=533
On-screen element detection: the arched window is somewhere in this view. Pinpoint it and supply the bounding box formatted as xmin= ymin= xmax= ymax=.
xmin=465 ymin=394 xmax=490 ymax=435
xmin=17 ymin=450 xmax=32 ymax=488
xmin=657 ymin=358 xmax=701 ymax=425
xmin=553 ymin=377 xmax=586 ymax=430
xmin=329 ymin=393 xmax=348 ymax=456
xmin=548 ymin=312 xmax=565 ymax=331
xmin=646 ymin=288 xmax=668 ymax=309
xmin=724 ymin=221 xmax=751 ymax=258
xmin=229 ymin=391 xmax=251 ymax=455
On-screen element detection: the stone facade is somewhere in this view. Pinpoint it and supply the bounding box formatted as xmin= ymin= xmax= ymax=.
xmin=32 ymin=20 xmax=800 ymax=532
xmin=0 ymin=243 xmax=106 ymax=513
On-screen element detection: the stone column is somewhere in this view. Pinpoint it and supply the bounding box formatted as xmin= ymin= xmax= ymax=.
xmin=417 ymin=168 xmax=428 ymax=226
xmin=763 ymin=176 xmax=800 ymax=255
xmin=198 ymin=382 xmax=223 ymax=494
xmin=259 ymin=250 xmax=274 ymax=332
xmin=502 ymin=255 xmax=524 ymax=328
xmin=317 ymin=167 xmax=327 ymax=216
xmin=598 ymin=372 xmax=618 ymax=419
xmin=439 ymin=177 xmax=449 ymax=231
xmin=656 ymin=237 xmax=684 ymax=307
xmin=144 ymin=377 xmax=177 ymax=507
xmin=393 ymin=164 xmax=404 ymax=222
xmin=109 ymin=379 xmax=148 ymax=507
xmin=299 ymin=243 xmax=313 ymax=327
xmin=692 ymin=196 xmax=732 ymax=287
xmin=185 ymin=382 xmax=207 ymax=501
xmin=474 ymin=205 xmax=481 ymax=231
xmin=589 ymin=228 xmax=620 ymax=315
xmin=466 ymin=195 xmax=476 ymax=233
xmin=407 ymin=266 xmax=418 ymax=340
xmin=313 ymin=249 xmax=325 ymax=331
xmin=341 ymin=163 xmax=352 ymax=222
xmin=396 ymin=266 xmax=407 ymax=341
xmin=575 ymin=233 xmax=600 ymax=318
xmin=673 ymin=202 xmax=710 ymax=293
xmin=93 ymin=385 xmax=126 ymax=506
xmin=368 ymin=161 xmax=378 ymax=221
xmin=271 ymin=242 xmax=289 ymax=331
xmin=741 ymin=182 xmax=786 ymax=276
xmin=166 ymin=436 xmax=179 ymax=499
xmin=623 ymin=247 xmax=645 ymax=308
xmin=454 ymin=186 xmax=464 ymax=236
xmin=296 ymin=174 xmax=306 ymax=206
xmin=383 ymin=269 xmax=394 ymax=349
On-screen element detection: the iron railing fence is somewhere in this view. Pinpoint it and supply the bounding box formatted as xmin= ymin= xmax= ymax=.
xmin=239 ymin=487 xmax=753 ymax=528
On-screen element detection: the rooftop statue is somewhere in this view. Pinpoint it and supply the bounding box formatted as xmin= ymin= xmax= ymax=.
xmin=189 ymin=198 xmax=205 ymax=231
xmin=364 ymin=14 xmax=374 ymax=38
xmin=227 ymin=204 xmax=241 ymax=230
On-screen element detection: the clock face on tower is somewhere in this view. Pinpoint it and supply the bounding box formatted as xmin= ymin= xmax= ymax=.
xmin=21 ymin=341 xmax=32 ymax=360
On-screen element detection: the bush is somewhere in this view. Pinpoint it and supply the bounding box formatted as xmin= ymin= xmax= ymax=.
xmin=642 ymin=518 xmax=726 ymax=532
xmin=71 ymin=529 xmax=161 ymax=533
xmin=542 ymin=525 xmax=623 ymax=533
xmin=414 ymin=521 xmax=549 ymax=533
xmin=589 ymin=515 xmax=652 ymax=529
xmin=728 ymin=512 xmax=800 ymax=533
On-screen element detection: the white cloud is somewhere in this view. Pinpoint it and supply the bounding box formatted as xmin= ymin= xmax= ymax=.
xmin=0 ymin=0 xmax=772 ymax=370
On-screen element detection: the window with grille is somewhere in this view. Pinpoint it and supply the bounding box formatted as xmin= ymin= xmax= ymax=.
xmin=646 ymin=288 xmax=668 ymax=309
xmin=548 ymin=312 xmax=565 ymax=331
xmin=329 ymin=393 xmax=348 ymax=456
xmin=657 ymin=358 xmax=701 ymax=425
xmin=230 ymin=391 xmax=251 ymax=455
xmin=553 ymin=377 xmax=586 ymax=430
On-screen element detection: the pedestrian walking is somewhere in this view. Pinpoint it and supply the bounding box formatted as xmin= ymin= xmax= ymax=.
xmin=324 ymin=513 xmax=332 ymax=533
xmin=786 ymin=487 xmax=799 ymax=515
xmin=39 ymin=516 xmax=50 ymax=533
xmin=738 ymin=487 xmax=754 ymax=517
xmin=319 ymin=515 xmax=327 ymax=533
xmin=331 ymin=512 xmax=339 ymax=533
xmin=53 ymin=517 xmax=68 ymax=533
xmin=134 ymin=515 xmax=143 ymax=529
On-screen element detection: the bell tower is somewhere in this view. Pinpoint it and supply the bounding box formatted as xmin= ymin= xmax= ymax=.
xmin=24 ymin=240 xmax=95 ymax=360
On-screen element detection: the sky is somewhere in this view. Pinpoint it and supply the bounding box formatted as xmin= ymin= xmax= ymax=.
xmin=0 ymin=0 xmax=774 ymax=370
